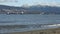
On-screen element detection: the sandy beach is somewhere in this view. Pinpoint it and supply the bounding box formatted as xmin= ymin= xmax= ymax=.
xmin=4 ymin=27 xmax=60 ymax=34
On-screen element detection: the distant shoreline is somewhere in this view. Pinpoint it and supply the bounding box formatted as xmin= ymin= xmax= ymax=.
xmin=0 ymin=13 xmax=60 ymax=15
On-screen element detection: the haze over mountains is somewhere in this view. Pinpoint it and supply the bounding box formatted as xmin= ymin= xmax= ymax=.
xmin=0 ymin=5 xmax=60 ymax=14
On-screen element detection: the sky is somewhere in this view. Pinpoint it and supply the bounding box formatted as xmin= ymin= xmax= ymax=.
xmin=0 ymin=0 xmax=60 ymax=7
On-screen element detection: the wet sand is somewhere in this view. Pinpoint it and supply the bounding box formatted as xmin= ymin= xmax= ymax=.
xmin=5 ymin=27 xmax=60 ymax=34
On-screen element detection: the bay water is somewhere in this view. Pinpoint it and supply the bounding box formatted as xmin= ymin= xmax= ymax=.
xmin=0 ymin=14 xmax=60 ymax=33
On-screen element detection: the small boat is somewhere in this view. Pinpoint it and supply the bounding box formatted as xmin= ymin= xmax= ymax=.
xmin=21 ymin=11 xmax=24 ymax=14
xmin=6 ymin=12 xmax=10 ymax=15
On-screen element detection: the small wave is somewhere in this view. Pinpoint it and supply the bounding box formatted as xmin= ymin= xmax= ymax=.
xmin=0 ymin=24 xmax=60 ymax=33
xmin=0 ymin=24 xmax=60 ymax=29
xmin=0 ymin=25 xmax=29 ymax=29
xmin=0 ymin=21 xmax=16 ymax=23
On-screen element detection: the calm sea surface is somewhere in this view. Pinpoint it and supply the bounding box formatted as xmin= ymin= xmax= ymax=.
xmin=0 ymin=14 xmax=60 ymax=33
xmin=0 ymin=14 xmax=60 ymax=25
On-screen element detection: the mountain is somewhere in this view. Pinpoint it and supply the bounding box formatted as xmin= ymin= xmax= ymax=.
xmin=0 ymin=5 xmax=60 ymax=14
xmin=0 ymin=5 xmax=24 ymax=10
xmin=25 ymin=5 xmax=60 ymax=13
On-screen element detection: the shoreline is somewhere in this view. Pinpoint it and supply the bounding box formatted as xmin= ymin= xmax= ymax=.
xmin=4 ymin=27 xmax=60 ymax=34
xmin=0 ymin=24 xmax=60 ymax=34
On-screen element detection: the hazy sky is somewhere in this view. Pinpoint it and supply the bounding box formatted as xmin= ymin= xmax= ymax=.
xmin=0 ymin=0 xmax=60 ymax=7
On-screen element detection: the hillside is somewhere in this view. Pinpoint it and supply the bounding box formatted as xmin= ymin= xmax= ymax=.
xmin=0 ymin=5 xmax=60 ymax=14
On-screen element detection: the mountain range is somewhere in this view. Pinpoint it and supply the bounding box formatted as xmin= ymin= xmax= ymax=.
xmin=0 ymin=5 xmax=60 ymax=14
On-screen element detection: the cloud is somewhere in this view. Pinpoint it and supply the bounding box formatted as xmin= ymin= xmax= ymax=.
xmin=0 ymin=0 xmax=60 ymax=7
xmin=0 ymin=0 xmax=5 ymax=2
xmin=37 ymin=2 xmax=60 ymax=7
xmin=0 ymin=0 xmax=18 ymax=3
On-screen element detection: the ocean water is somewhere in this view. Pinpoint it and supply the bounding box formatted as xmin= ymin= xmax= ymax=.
xmin=0 ymin=14 xmax=60 ymax=33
